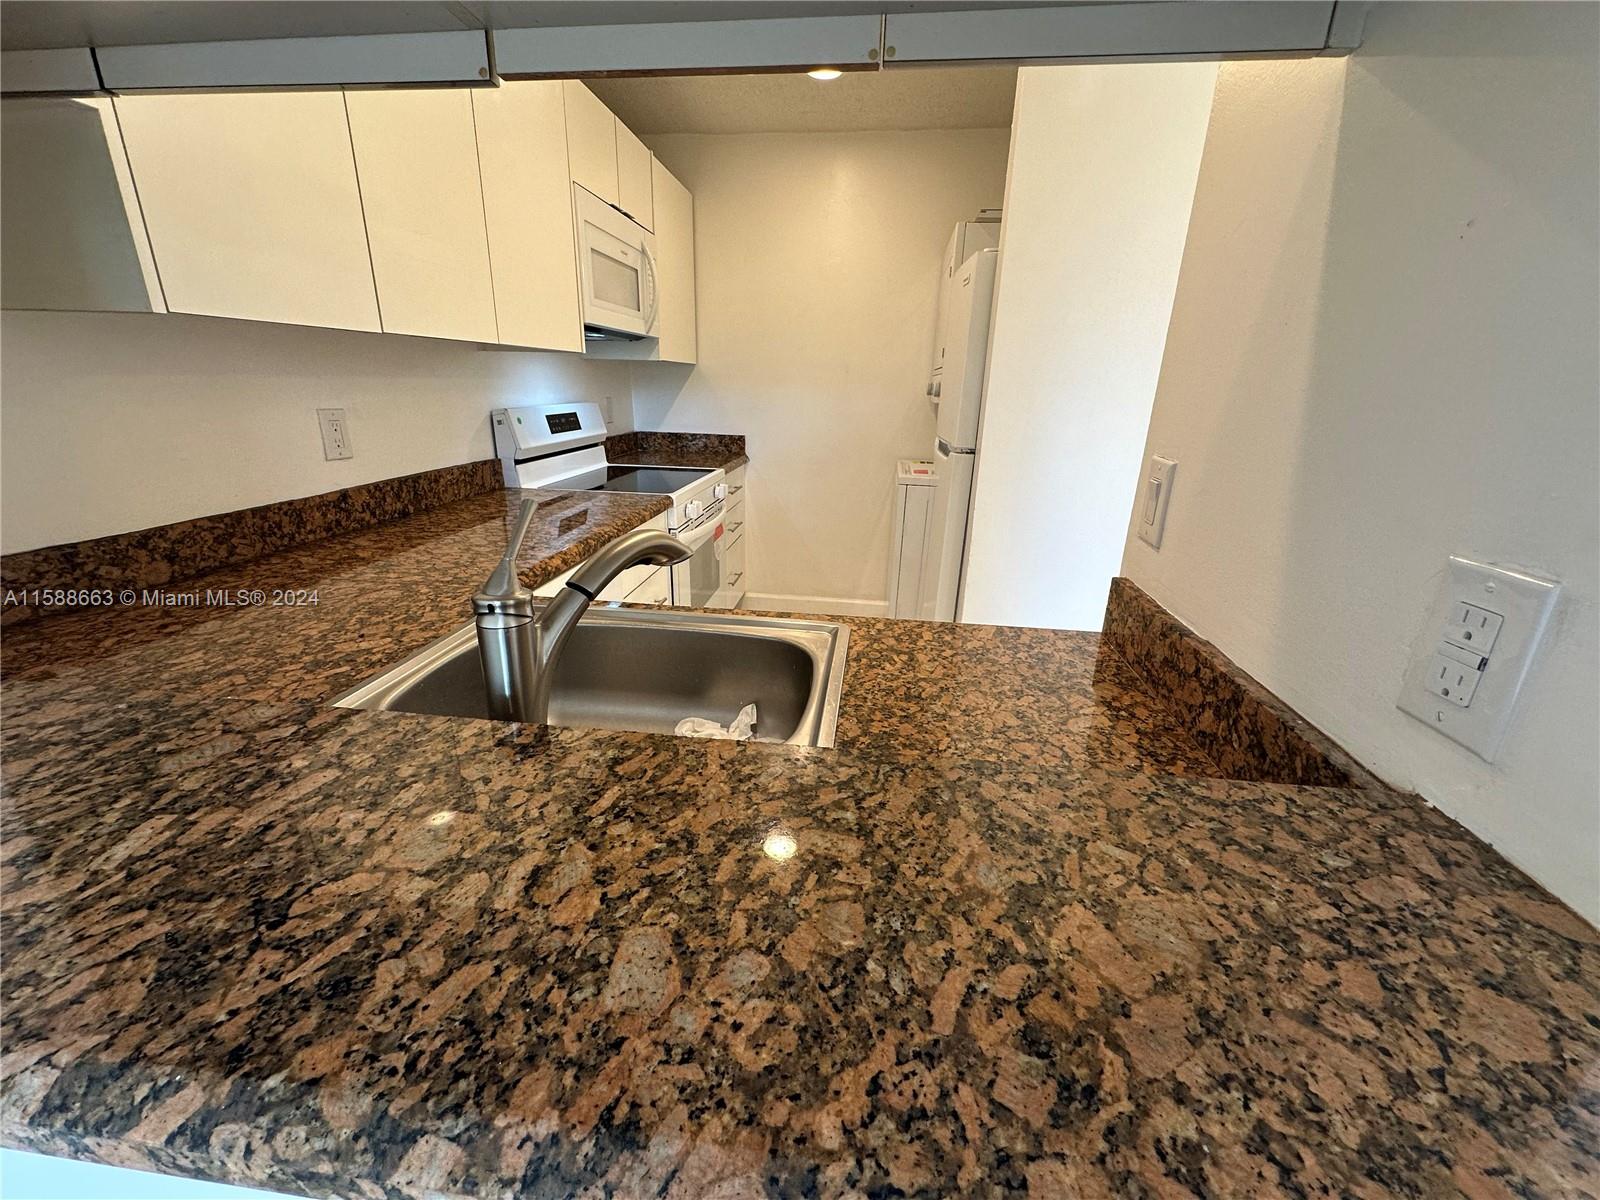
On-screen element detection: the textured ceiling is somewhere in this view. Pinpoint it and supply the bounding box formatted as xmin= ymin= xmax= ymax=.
xmin=586 ymin=65 xmax=1017 ymax=135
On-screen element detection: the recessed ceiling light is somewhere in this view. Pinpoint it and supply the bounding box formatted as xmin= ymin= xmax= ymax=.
xmin=807 ymin=67 xmax=843 ymax=81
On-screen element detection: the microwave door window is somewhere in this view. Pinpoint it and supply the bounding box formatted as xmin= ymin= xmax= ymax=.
xmin=592 ymin=248 xmax=641 ymax=311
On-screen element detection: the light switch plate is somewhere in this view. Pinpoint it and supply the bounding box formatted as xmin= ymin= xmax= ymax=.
xmin=1397 ymin=556 xmax=1560 ymax=762
xmin=1137 ymin=455 xmax=1176 ymax=549
xmin=318 ymin=408 xmax=352 ymax=461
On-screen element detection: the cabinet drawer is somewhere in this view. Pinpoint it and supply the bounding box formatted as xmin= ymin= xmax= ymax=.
xmin=722 ymin=510 xmax=748 ymax=543
xmin=723 ymin=533 xmax=747 ymax=605
xmin=724 ymin=470 xmax=747 ymax=514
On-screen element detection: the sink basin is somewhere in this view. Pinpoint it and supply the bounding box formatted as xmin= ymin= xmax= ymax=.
xmin=331 ymin=607 xmax=850 ymax=747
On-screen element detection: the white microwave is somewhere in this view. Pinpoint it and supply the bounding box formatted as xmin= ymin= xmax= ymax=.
xmin=575 ymin=184 xmax=659 ymax=341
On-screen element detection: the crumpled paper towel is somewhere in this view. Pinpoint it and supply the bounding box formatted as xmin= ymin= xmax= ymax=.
xmin=675 ymin=703 xmax=757 ymax=741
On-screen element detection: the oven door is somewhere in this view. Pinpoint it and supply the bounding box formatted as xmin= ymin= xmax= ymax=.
xmin=670 ymin=511 xmax=724 ymax=608
xmin=575 ymin=185 xmax=658 ymax=339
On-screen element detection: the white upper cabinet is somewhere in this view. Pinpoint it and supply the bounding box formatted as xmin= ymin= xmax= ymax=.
xmin=345 ymin=87 xmax=497 ymax=343
xmin=473 ymin=81 xmax=583 ymax=353
xmin=563 ymin=80 xmax=653 ymax=228
xmin=115 ymin=89 xmax=379 ymax=331
xmin=1 ymin=96 xmax=164 ymax=314
xmin=615 ymin=121 xmax=654 ymax=230
xmin=563 ymin=80 xmax=619 ymax=207
xmin=652 ymin=157 xmax=696 ymax=365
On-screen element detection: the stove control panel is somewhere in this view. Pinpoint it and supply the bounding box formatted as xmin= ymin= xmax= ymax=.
xmin=544 ymin=411 xmax=582 ymax=434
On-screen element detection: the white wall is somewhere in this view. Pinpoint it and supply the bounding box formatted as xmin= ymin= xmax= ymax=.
xmin=1122 ymin=4 xmax=1600 ymax=921
xmin=958 ymin=62 xmax=1218 ymax=631
xmin=0 ymin=312 xmax=634 ymax=552
xmin=630 ymin=129 xmax=1011 ymax=612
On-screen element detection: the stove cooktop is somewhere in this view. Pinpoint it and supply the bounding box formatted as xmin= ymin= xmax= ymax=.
xmin=555 ymin=464 xmax=714 ymax=495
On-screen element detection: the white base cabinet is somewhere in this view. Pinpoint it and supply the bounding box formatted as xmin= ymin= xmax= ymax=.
xmin=722 ymin=464 xmax=748 ymax=607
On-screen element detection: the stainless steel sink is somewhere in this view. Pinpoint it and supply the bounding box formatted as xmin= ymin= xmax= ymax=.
xmin=332 ymin=608 xmax=850 ymax=748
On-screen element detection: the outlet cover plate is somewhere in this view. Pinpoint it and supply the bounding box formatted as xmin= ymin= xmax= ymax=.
xmin=318 ymin=408 xmax=352 ymax=461
xmin=1397 ymin=556 xmax=1559 ymax=762
xmin=1137 ymin=455 xmax=1176 ymax=549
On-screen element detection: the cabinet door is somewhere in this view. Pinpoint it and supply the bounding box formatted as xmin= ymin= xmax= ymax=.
xmin=345 ymin=87 xmax=497 ymax=343
xmin=115 ymin=89 xmax=379 ymax=331
xmin=651 ymin=157 xmax=697 ymax=364
xmin=473 ymin=81 xmax=582 ymax=352
xmin=1 ymin=96 xmax=163 ymax=313
xmin=615 ymin=120 xmax=653 ymax=230
xmin=563 ymin=80 xmax=618 ymax=206
xmin=622 ymin=565 xmax=671 ymax=607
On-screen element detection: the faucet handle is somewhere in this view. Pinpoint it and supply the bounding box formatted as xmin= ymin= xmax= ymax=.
xmin=474 ymin=498 xmax=538 ymax=618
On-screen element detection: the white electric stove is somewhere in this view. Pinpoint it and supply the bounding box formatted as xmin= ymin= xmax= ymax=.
xmin=491 ymin=404 xmax=730 ymax=607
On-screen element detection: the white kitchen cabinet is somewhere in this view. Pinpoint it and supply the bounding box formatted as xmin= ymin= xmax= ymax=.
xmin=722 ymin=531 xmax=747 ymax=608
xmin=724 ymin=464 xmax=748 ymax=607
xmin=563 ymin=80 xmax=619 ymax=207
xmin=724 ymin=465 xmax=747 ymax=513
xmin=114 ymin=89 xmax=380 ymax=331
xmin=616 ymin=121 xmax=654 ymax=229
xmin=1 ymin=96 xmax=164 ymax=313
xmin=533 ymin=511 xmax=671 ymax=600
xmin=345 ymin=87 xmax=497 ymax=343
xmin=651 ymin=157 xmax=697 ymax=364
xmin=623 ymin=565 xmax=671 ymax=606
xmin=472 ymin=81 xmax=583 ymax=353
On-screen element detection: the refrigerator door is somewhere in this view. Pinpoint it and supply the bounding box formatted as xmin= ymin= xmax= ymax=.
xmin=934 ymin=247 xmax=999 ymax=451
xmin=928 ymin=223 xmax=962 ymax=384
xmin=919 ymin=440 xmax=977 ymax=622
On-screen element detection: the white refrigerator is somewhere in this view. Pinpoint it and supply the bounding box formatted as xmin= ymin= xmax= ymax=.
xmin=920 ymin=246 xmax=999 ymax=622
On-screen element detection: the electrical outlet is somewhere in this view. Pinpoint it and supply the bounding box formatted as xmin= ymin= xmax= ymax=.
xmin=1137 ymin=455 xmax=1176 ymax=549
xmin=601 ymin=396 xmax=615 ymax=429
xmin=318 ymin=408 xmax=352 ymax=461
xmin=1397 ymin=556 xmax=1559 ymax=761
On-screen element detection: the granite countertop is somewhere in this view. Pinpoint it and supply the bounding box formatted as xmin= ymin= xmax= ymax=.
xmin=606 ymin=431 xmax=749 ymax=473
xmin=2 ymin=487 xmax=1596 ymax=1200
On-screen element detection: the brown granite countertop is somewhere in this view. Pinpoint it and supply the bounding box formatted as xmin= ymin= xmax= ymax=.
xmin=2 ymin=488 xmax=1596 ymax=1200
xmin=606 ymin=431 xmax=748 ymax=473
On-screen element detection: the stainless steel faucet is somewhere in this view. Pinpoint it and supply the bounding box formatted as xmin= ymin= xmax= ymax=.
xmin=473 ymin=499 xmax=691 ymax=724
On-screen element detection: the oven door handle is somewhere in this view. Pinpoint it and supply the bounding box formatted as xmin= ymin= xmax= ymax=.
xmin=677 ymin=514 xmax=721 ymax=551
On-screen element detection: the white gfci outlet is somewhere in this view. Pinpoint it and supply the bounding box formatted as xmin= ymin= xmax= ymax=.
xmin=1397 ymin=556 xmax=1560 ymax=762
xmin=318 ymin=408 xmax=352 ymax=461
